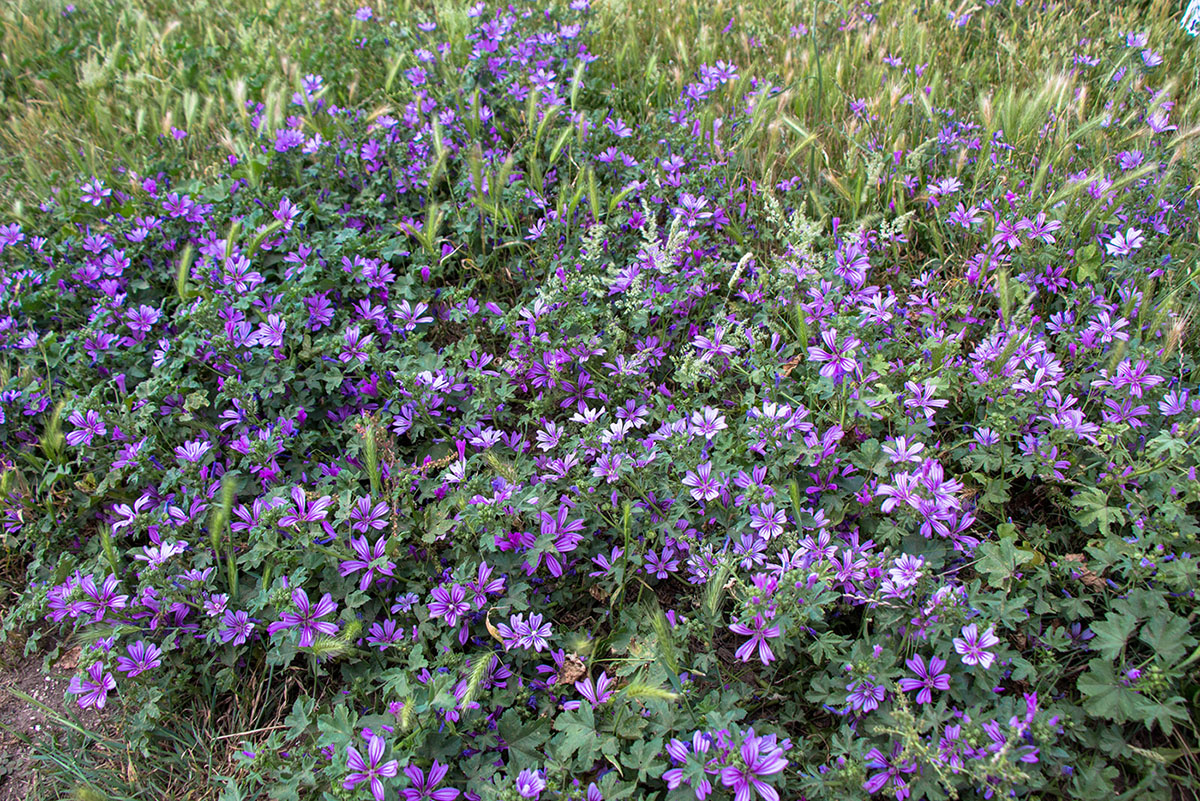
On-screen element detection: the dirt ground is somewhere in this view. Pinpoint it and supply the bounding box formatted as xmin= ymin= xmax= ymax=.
xmin=0 ymin=640 xmax=101 ymax=801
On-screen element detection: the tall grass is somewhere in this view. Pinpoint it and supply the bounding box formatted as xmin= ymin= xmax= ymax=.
xmin=0 ymin=0 xmax=415 ymax=205
xmin=4 ymin=0 xmax=1200 ymax=221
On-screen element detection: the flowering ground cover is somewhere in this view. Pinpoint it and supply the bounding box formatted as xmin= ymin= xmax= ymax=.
xmin=1 ymin=0 xmax=1199 ymax=798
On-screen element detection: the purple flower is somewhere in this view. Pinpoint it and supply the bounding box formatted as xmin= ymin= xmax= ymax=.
xmin=80 ymin=178 xmax=112 ymax=206
xmin=881 ymin=436 xmax=924 ymax=465
xmin=274 ymin=197 xmax=300 ymax=230
xmin=515 ymin=768 xmax=546 ymax=799
xmin=887 ymin=554 xmax=925 ymax=588
xmin=343 ymin=734 xmax=400 ymax=801
xmin=1018 ymin=211 xmax=1062 ymax=243
xmin=903 ymin=380 xmax=948 ymax=423
xmin=748 ymin=503 xmax=786 ymax=539
xmin=897 ymin=654 xmax=950 ymax=704
xmin=256 ymin=314 xmax=287 ymax=347
xmin=204 ymin=593 xmax=229 ymax=617
xmin=427 ymin=584 xmax=470 ymax=627
xmin=682 ymin=462 xmax=721 ymax=502
xmin=279 ymin=486 xmax=334 ymax=528
xmin=952 ymin=623 xmax=1000 ymax=669
xmin=863 ymin=744 xmax=916 ymax=797
xmin=719 ymin=728 xmax=788 ymax=801
xmin=1105 ymin=227 xmax=1145 ymax=257
xmin=946 ymin=202 xmax=982 ymax=228
xmin=307 ymin=293 xmax=335 ymax=330
xmin=729 ymin=615 xmax=781 ymax=665
xmin=0 ymin=223 xmax=25 ymax=252
xmin=644 ymin=547 xmax=680 ymax=579
xmin=395 ymin=300 xmax=434 ymax=332
xmin=367 ymin=619 xmax=405 ymax=650
xmin=341 ymin=325 xmax=374 ymax=364
xmin=806 ymin=328 xmax=860 ymax=382
xmin=468 ymin=561 xmax=506 ymax=607
xmin=78 ymin=574 xmax=128 ymax=622
xmin=688 ymin=407 xmax=728 ymax=440
xmin=125 ymin=304 xmax=161 ymax=335
xmin=116 ymin=640 xmax=163 ymax=677
xmin=219 ymin=609 xmax=256 ymax=646
xmin=496 ymin=612 xmax=553 ymax=652
xmin=66 ymin=410 xmax=106 ymax=447
xmin=591 ymin=452 xmax=624 ymax=483
xmin=564 ymin=671 xmax=615 ymax=710
xmin=349 ymin=496 xmax=389 ymax=532
xmin=662 ymin=731 xmax=714 ymax=799
xmin=846 ymin=679 xmax=886 ymax=713
xmin=174 ymin=439 xmax=212 ymax=463
xmin=402 ymin=760 xmax=459 ymax=801
xmin=275 ymin=128 xmax=305 ymax=152
xmin=973 ymin=427 xmax=1000 ymax=447
xmin=339 ymin=535 xmax=396 ymax=592
xmin=267 ymin=588 xmax=339 ymax=647
xmin=67 ymin=662 xmax=116 ymax=709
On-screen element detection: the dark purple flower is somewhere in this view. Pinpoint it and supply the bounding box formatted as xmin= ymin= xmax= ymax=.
xmin=897 ymin=654 xmax=950 ymax=704
xmin=719 ymin=728 xmax=788 ymax=801
xmin=78 ymin=574 xmax=128 ymax=622
xmin=846 ymin=679 xmax=886 ymax=713
xmin=116 ymin=640 xmax=163 ymax=677
xmin=279 ymin=486 xmax=334 ymax=528
xmin=402 ymin=759 xmax=459 ymax=801
xmin=863 ymin=744 xmax=916 ymax=797
xmin=66 ymin=410 xmax=106 ymax=447
xmin=343 ymin=733 xmax=399 ymax=801
xmin=515 ymin=769 xmax=545 ymax=799
xmin=68 ymin=662 xmax=116 ymax=709
xmin=349 ymin=496 xmax=389 ymax=532
xmin=729 ymin=615 xmax=781 ymax=665
xmin=339 ymin=535 xmax=396 ymax=592
xmin=556 ymin=669 xmax=617 ymax=712
xmin=682 ymin=462 xmax=721 ymax=502
xmin=267 ymin=588 xmax=339 ymax=647
xmin=219 ymin=609 xmax=256 ymax=646
xmin=952 ymin=623 xmax=1000 ymax=668
xmin=427 ymin=584 xmax=470 ymax=627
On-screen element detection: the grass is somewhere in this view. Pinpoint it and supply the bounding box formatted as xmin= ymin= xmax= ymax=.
xmin=5 ymin=0 xmax=1198 ymax=219
xmin=1 ymin=0 xmax=409 ymax=206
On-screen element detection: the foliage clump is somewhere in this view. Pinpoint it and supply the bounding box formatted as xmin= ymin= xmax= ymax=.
xmin=1 ymin=1 xmax=1199 ymax=800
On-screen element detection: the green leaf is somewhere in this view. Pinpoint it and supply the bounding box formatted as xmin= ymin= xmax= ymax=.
xmin=621 ymin=736 xmax=665 ymax=783
xmin=1071 ymin=487 xmax=1125 ymax=537
xmin=976 ymin=537 xmax=1034 ymax=587
xmin=499 ymin=711 xmax=551 ymax=771
xmin=1078 ymin=660 xmax=1141 ymax=724
xmin=1139 ymin=614 xmax=1197 ymax=665
xmin=981 ymin=477 xmax=1010 ymax=506
xmin=1140 ymin=696 xmax=1189 ymax=735
xmin=284 ymin=696 xmax=316 ymax=741
xmin=1090 ymin=612 xmax=1137 ymax=662
xmin=553 ymin=705 xmax=600 ymax=766
xmin=316 ymin=704 xmax=357 ymax=749
xmin=1074 ymin=243 xmax=1100 ymax=283
xmin=217 ymin=777 xmax=248 ymax=801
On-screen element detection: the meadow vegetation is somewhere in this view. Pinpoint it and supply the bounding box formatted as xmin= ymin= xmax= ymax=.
xmin=1 ymin=0 xmax=1199 ymax=799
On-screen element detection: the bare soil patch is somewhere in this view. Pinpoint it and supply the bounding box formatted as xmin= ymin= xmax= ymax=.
xmin=0 ymin=639 xmax=103 ymax=801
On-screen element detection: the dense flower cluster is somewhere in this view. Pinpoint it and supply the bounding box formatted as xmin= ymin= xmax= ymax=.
xmin=1 ymin=1 xmax=1198 ymax=800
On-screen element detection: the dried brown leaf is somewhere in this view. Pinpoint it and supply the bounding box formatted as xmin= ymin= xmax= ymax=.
xmin=556 ymin=654 xmax=586 ymax=686
xmin=1063 ymin=553 xmax=1106 ymax=591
